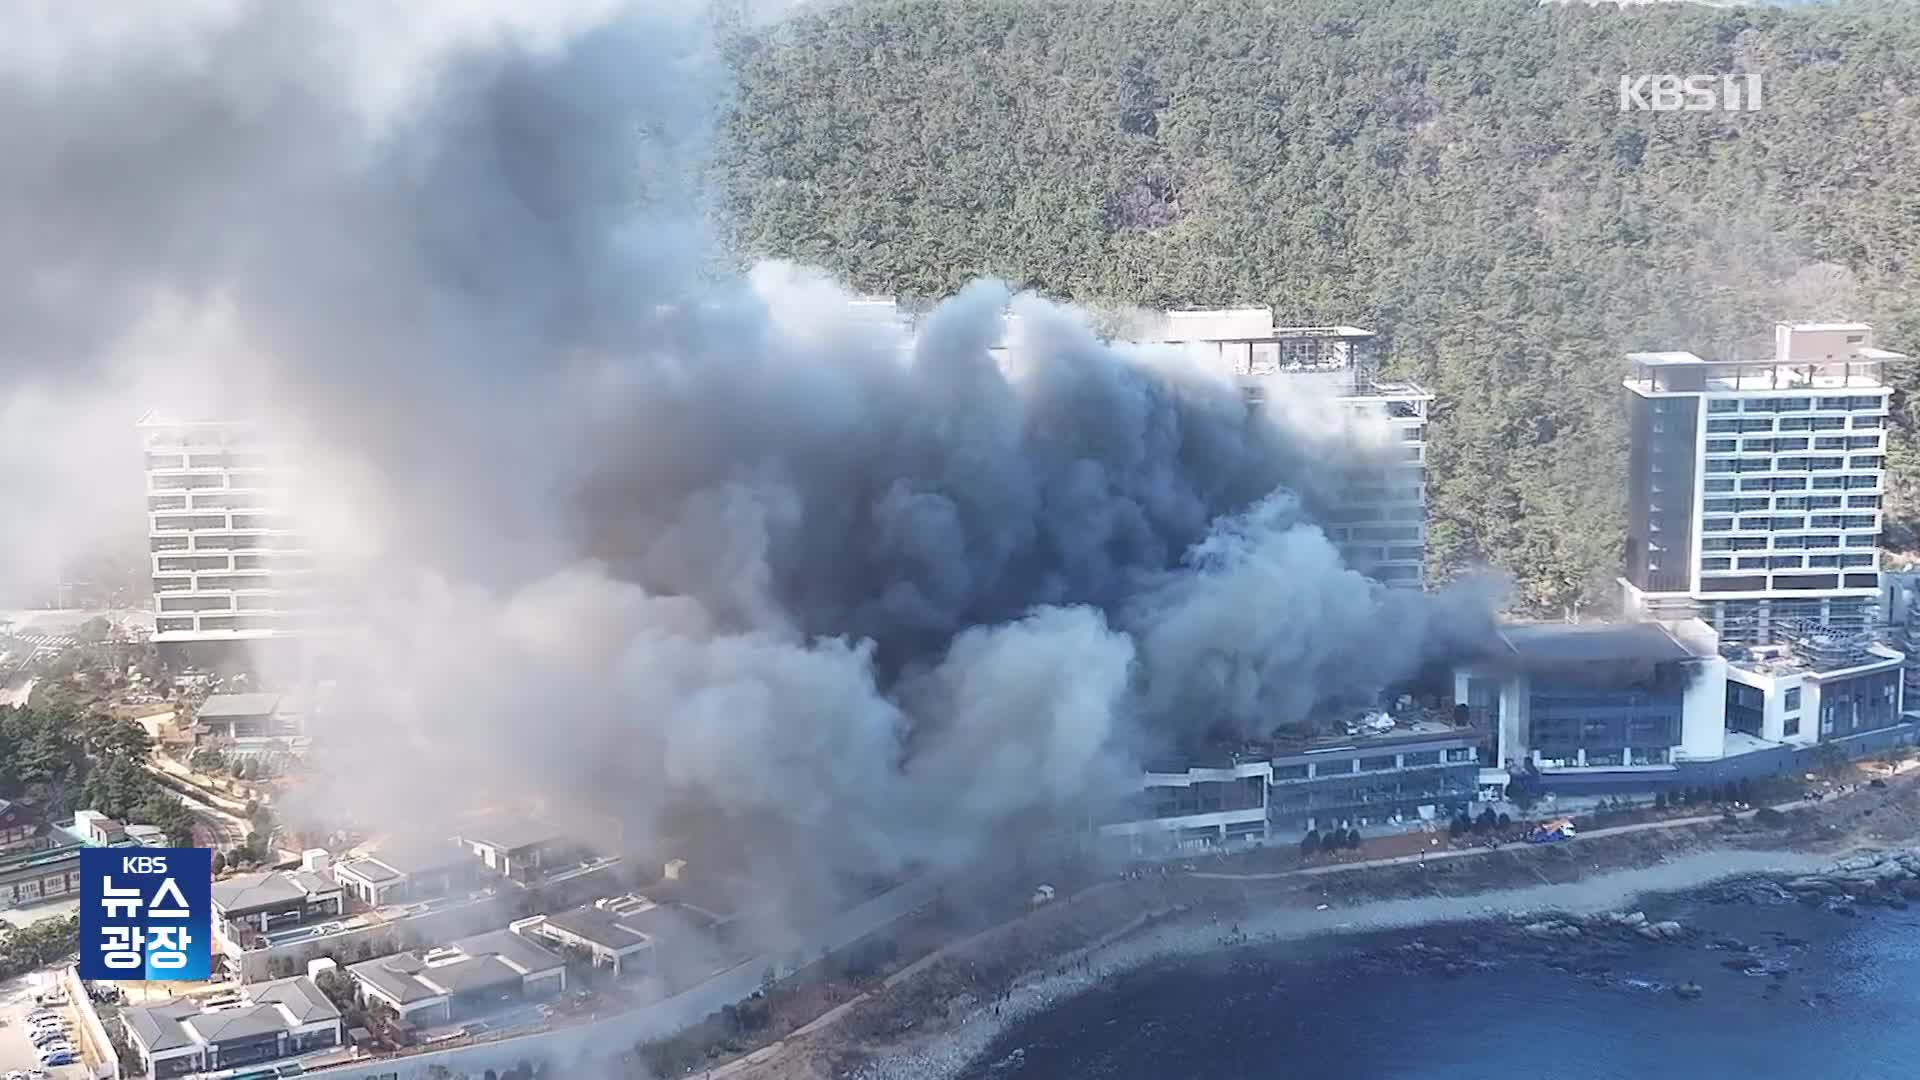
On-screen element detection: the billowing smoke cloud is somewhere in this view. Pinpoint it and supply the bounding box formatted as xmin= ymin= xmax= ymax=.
xmin=0 ymin=1 xmax=1501 ymax=898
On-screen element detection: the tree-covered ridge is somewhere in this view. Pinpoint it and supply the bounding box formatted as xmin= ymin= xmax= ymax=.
xmin=718 ymin=0 xmax=1920 ymax=613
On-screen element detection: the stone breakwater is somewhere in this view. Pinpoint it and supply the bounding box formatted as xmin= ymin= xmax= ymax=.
xmin=1780 ymin=847 xmax=1920 ymax=912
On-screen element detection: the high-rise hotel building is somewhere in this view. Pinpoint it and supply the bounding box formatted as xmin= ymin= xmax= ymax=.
xmin=139 ymin=414 xmax=311 ymax=670
xmin=1152 ymin=309 xmax=1432 ymax=588
xmin=1622 ymin=323 xmax=1907 ymax=643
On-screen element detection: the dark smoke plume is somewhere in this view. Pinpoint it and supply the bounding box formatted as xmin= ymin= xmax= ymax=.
xmin=0 ymin=2 xmax=1502 ymax=898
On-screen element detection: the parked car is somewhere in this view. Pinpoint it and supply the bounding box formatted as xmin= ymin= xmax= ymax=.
xmin=36 ymin=1052 xmax=74 ymax=1068
xmin=30 ymin=1032 xmax=69 ymax=1048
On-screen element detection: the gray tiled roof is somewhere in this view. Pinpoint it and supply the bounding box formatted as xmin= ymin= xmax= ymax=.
xmin=543 ymin=906 xmax=650 ymax=951
xmin=414 ymin=955 xmax=522 ymax=996
xmin=211 ymin=869 xmax=336 ymax=915
xmin=349 ymin=929 xmax=564 ymax=1005
xmin=348 ymin=955 xmax=444 ymax=1005
xmin=123 ymin=1006 xmax=194 ymax=1053
xmin=455 ymin=928 xmax=565 ymax=976
xmin=457 ymin=819 xmax=560 ymax=853
xmin=251 ymin=975 xmax=341 ymax=1025
xmin=196 ymin=693 xmax=281 ymax=720
xmin=183 ymin=1004 xmax=290 ymax=1044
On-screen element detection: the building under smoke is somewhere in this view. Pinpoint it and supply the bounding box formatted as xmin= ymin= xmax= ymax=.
xmin=141 ymin=413 xmax=311 ymax=673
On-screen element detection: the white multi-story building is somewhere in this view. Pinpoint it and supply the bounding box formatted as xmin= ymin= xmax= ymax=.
xmin=140 ymin=414 xmax=310 ymax=668
xmin=1148 ymin=309 xmax=1432 ymax=588
xmin=1622 ymin=323 xmax=1906 ymax=644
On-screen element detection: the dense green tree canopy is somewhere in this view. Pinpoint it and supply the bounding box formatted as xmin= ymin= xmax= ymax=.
xmin=718 ymin=0 xmax=1920 ymax=613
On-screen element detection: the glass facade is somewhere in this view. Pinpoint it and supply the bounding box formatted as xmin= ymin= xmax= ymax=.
xmin=1529 ymin=681 xmax=1683 ymax=766
xmin=1819 ymin=668 xmax=1901 ymax=739
xmin=1267 ymin=740 xmax=1478 ymax=832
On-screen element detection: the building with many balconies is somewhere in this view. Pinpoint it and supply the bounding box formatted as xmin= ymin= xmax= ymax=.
xmin=1621 ymin=323 xmax=1906 ymax=644
xmin=139 ymin=414 xmax=312 ymax=671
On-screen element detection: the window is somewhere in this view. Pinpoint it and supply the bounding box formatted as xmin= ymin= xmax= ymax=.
xmin=1359 ymin=754 xmax=1397 ymax=772
xmin=1845 ymin=474 xmax=1879 ymax=489
xmin=1849 ymin=495 xmax=1882 ymax=509
xmin=1709 ymin=399 xmax=1740 ymax=413
xmin=1854 ymin=414 xmax=1884 ymax=429
xmin=1818 ymin=397 xmax=1851 ymax=410
xmin=1778 ymin=416 xmax=1812 ymax=431
xmin=1783 ymin=688 xmax=1800 ymax=712
xmin=1702 ymin=518 xmax=1732 ymax=533
xmin=1784 ymin=716 xmax=1800 ymax=737
xmin=1808 ymin=555 xmax=1840 ymax=568
xmin=1851 ymin=455 xmax=1883 ymax=470
xmin=1812 ymin=416 xmax=1847 ymax=430
xmin=1704 ymin=478 xmax=1736 ymax=492
xmin=1701 ymin=557 xmax=1732 ymax=570
xmin=1707 ymin=438 xmax=1738 ymax=453
xmin=1815 ymin=436 xmax=1848 ymax=450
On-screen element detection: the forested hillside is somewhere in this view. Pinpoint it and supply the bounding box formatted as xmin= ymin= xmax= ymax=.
xmin=717 ymin=0 xmax=1920 ymax=614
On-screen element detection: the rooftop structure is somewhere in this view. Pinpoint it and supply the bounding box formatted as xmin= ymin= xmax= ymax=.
xmin=346 ymin=927 xmax=567 ymax=1026
xmin=1622 ymin=323 xmax=1906 ymax=645
xmin=513 ymin=893 xmax=722 ymax=978
xmin=1141 ymin=309 xmax=1431 ymax=588
xmin=123 ymin=975 xmax=343 ymax=1079
xmin=333 ymin=840 xmax=475 ymax=908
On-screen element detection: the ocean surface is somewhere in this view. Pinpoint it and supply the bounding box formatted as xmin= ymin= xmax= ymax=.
xmin=959 ymin=879 xmax=1920 ymax=1080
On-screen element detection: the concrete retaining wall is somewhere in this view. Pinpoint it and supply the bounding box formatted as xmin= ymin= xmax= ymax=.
xmin=59 ymin=964 xmax=120 ymax=1080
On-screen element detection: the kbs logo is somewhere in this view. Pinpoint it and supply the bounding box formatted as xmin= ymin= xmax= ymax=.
xmin=1619 ymin=74 xmax=1763 ymax=113
xmin=79 ymin=847 xmax=212 ymax=981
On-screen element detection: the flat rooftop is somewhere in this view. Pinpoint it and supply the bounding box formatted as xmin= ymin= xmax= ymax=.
xmin=1500 ymin=622 xmax=1694 ymax=666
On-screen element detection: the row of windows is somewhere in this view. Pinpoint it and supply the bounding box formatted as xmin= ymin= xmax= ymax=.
xmin=1702 ymin=473 xmax=1879 ymax=495
xmin=1702 ymin=553 xmax=1878 ymax=572
xmin=1702 ymin=493 xmax=1879 ymax=513
xmin=1701 ymin=513 xmax=1879 ymax=532
xmin=1702 ymin=533 xmax=1877 ymax=552
xmin=1710 ymin=434 xmax=1884 ymax=454
xmin=1702 ymin=553 xmax=1876 ymax=571
xmin=1705 ymin=455 xmax=1883 ymax=474
xmin=1706 ymin=395 xmax=1884 ymax=414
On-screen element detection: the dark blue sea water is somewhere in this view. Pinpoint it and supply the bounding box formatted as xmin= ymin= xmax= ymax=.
xmin=963 ymin=882 xmax=1920 ymax=1080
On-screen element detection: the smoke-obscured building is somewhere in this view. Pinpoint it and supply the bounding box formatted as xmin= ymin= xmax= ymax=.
xmin=1621 ymin=323 xmax=1906 ymax=644
xmin=1150 ymin=309 xmax=1432 ymax=588
xmin=862 ymin=300 xmax=1433 ymax=590
xmin=140 ymin=413 xmax=312 ymax=671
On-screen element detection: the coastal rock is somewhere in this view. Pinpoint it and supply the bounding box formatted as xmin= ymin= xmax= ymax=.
xmin=1652 ymin=921 xmax=1686 ymax=939
xmin=1785 ymin=876 xmax=1842 ymax=895
xmin=1674 ymin=981 xmax=1704 ymax=1000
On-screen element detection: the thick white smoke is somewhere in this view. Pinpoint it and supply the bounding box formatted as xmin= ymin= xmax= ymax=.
xmin=0 ymin=2 xmax=1501 ymax=896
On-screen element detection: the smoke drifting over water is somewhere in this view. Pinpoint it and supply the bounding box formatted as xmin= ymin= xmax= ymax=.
xmin=0 ymin=2 xmax=1500 ymax=888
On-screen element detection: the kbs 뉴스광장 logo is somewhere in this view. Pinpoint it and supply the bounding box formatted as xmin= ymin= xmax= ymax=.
xmin=78 ymin=847 xmax=212 ymax=981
